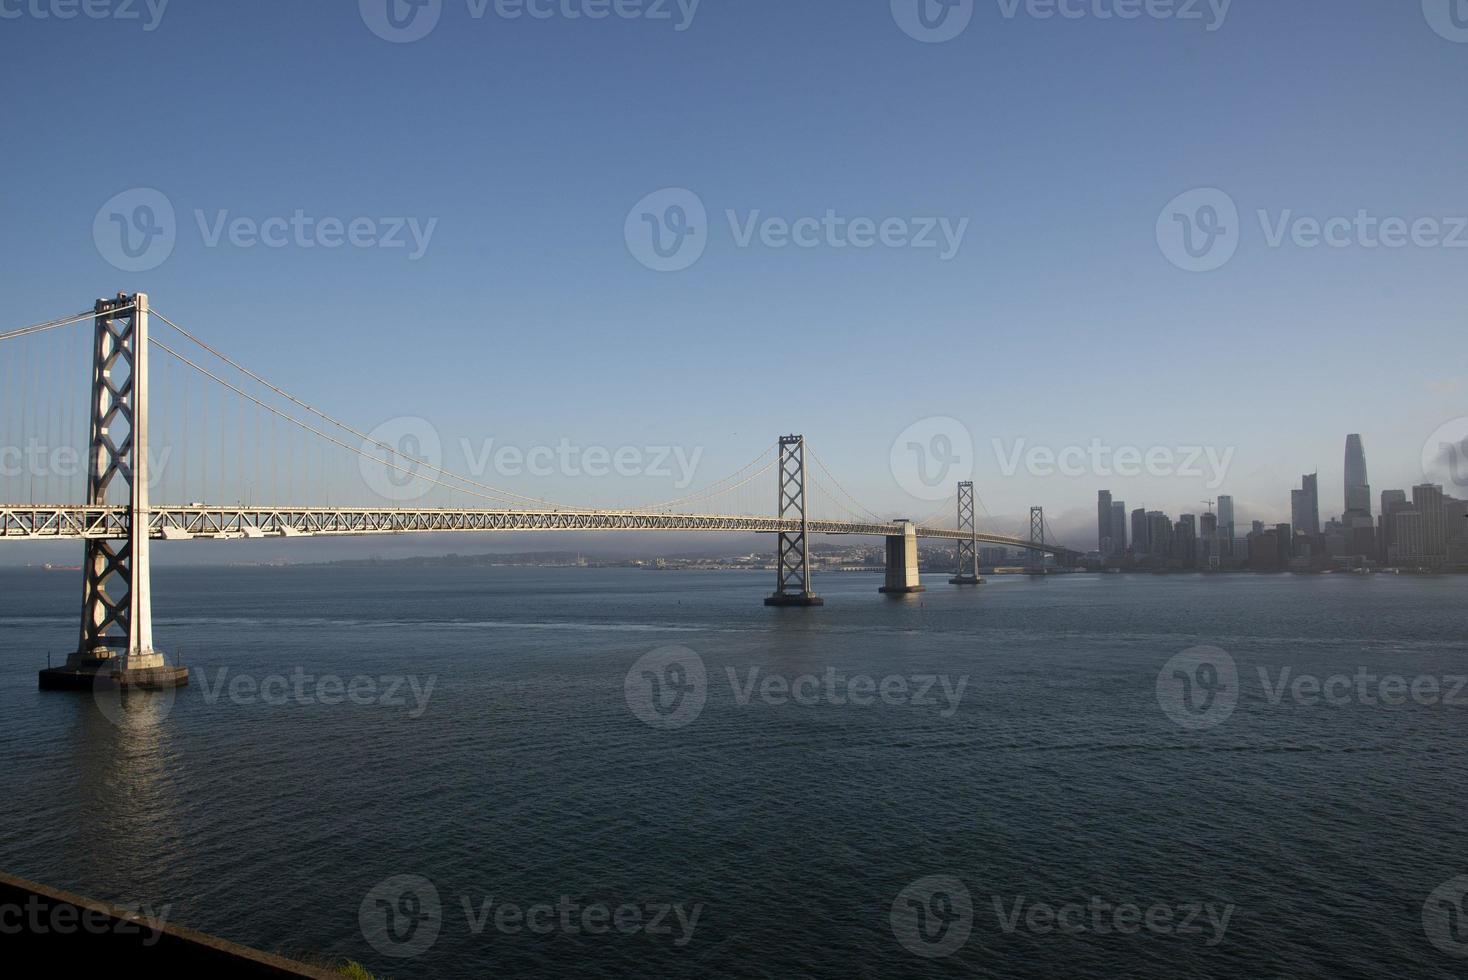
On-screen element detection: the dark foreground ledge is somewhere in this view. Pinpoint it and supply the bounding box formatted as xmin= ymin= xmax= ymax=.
xmin=0 ymin=870 xmax=335 ymax=977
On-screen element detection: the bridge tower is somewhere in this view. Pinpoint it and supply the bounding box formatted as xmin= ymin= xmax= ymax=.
xmin=949 ymin=481 xmax=984 ymax=585
xmin=40 ymin=293 xmax=187 ymax=691
xmin=765 ymin=435 xmax=823 ymax=606
xmin=1027 ymin=505 xmax=1048 ymax=575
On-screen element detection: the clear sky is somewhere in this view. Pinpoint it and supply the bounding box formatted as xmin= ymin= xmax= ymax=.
xmin=2 ymin=0 xmax=1466 ymax=552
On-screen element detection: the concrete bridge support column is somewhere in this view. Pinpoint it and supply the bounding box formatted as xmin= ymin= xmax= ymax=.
xmin=880 ymin=521 xmax=925 ymax=595
xmin=40 ymin=293 xmax=186 ymax=692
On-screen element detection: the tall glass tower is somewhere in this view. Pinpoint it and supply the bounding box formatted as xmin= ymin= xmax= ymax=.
xmin=1345 ymin=434 xmax=1371 ymax=517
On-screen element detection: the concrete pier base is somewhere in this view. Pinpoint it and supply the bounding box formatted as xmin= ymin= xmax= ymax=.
xmin=949 ymin=574 xmax=986 ymax=586
xmin=765 ymin=593 xmax=825 ymax=607
xmin=880 ymin=522 xmax=925 ymax=595
xmin=39 ymin=657 xmax=188 ymax=691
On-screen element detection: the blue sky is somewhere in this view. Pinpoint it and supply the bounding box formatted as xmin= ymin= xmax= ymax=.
xmin=2 ymin=0 xmax=1466 ymax=545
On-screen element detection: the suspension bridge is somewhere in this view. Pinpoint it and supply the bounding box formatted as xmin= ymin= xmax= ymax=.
xmin=0 ymin=293 xmax=1076 ymax=691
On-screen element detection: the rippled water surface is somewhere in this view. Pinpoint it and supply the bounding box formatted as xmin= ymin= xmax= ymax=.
xmin=3 ymin=566 xmax=1467 ymax=978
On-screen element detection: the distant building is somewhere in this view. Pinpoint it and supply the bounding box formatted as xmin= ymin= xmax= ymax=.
xmin=1131 ymin=508 xmax=1149 ymax=556
xmin=1292 ymin=473 xmax=1320 ymax=536
xmin=1097 ymin=491 xmax=1113 ymax=555
xmin=1217 ymin=495 xmax=1235 ymax=541
xmin=1414 ymin=483 xmax=1447 ymax=560
xmin=1110 ymin=501 xmax=1127 ymax=557
xmin=1147 ymin=511 xmax=1172 ymax=560
xmin=1345 ymin=434 xmax=1372 ymax=518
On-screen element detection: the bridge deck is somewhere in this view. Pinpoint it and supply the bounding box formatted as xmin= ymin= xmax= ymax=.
xmin=0 ymin=505 xmax=1070 ymax=556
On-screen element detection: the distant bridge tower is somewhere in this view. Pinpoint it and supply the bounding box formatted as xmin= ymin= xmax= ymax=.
xmin=949 ymin=481 xmax=984 ymax=586
xmin=1028 ymin=505 xmax=1048 ymax=575
xmin=40 ymin=293 xmax=187 ymax=691
xmin=765 ymin=435 xmax=823 ymax=606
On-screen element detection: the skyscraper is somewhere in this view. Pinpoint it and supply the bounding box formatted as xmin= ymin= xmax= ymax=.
xmin=1217 ymin=495 xmax=1235 ymax=539
xmin=1292 ymin=473 xmax=1320 ymax=536
xmin=1111 ymin=502 xmax=1126 ymax=556
xmin=1097 ymin=491 xmax=1112 ymax=555
xmin=1414 ymin=483 xmax=1447 ymax=560
xmin=1131 ymin=508 xmax=1148 ymax=557
xmin=1345 ymin=434 xmax=1371 ymax=518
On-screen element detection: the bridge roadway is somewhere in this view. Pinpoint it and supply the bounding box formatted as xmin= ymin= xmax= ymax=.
xmin=0 ymin=505 xmax=1071 ymax=557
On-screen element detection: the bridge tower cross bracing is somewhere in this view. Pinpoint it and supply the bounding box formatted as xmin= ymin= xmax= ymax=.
xmin=764 ymin=435 xmax=823 ymax=607
xmin=949 ymin=480 xmax=984 ymax=585
xmin=39 ymin=292 xmax=187 ymax=691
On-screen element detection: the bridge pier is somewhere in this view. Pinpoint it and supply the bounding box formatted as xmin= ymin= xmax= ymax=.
xmin=765 ymin=435 xmax=823 ymax=607
xmin=39 ymin=293 xmax=186 ymax=692
xmin=949 ymin=480 xmax=985 ymax=586
xmin=879 ymin=521 xmax=925 ymax=595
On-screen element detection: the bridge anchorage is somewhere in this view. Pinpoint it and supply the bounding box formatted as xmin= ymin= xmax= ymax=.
xmin=949 ymin=481 xmax=985 ymax=586
xmin=37 ymin=294 xmax=187 ymax=692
